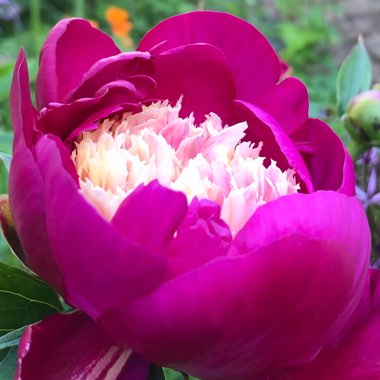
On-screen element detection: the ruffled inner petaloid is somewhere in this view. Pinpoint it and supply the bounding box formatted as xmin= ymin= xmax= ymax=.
xmin=72 ymin=99 xmax=299 ymax=234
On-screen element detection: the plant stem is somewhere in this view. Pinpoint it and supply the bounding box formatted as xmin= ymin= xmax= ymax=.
xmin=30 ymin=0 xmax=41 ymax=56
xmin=197 ymin=0 xmax=206 ymax=10
xmin=74 ymin=0 xmax=86 ymax=18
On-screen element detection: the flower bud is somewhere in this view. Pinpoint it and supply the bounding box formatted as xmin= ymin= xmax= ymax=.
xmin=346 ymin=90 xmax=380 ymax=144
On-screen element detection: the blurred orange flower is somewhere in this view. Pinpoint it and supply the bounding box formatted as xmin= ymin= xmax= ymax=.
xmin=105 ymin=6 xmax=133 ymax=47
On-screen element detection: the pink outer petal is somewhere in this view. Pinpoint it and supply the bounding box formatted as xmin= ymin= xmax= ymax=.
xmin=96 ymin=192 xmax=369 ymax=380
xmin=149 ymin=43 xmax=236 ymax=124
xmin=279 ymin=270 xmax=380 ymax=380
xmin=291 ymin=118 xmax=355 ymax=195
xmin=33 ymin=135 xmax=168 ymax=318
xmin=138 ymin=11 xmax=281 ymax=102
xmin=15 ymin=312 xmax=149 ymax=380
xmin=9 ymin=50 xmax=65 ymax=293
xmin=36 ymin=18 xmax=120 ymax=109
xmin=235 ymin=100 xmax=314 ymax=193
xmin=10 ymin=50 xmax=35 ymax=146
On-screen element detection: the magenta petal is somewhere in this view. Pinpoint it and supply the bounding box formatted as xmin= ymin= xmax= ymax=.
xmin=292 ymin=118 xmax=355 ymax=195
xmin=36 ymin=18 xmax=120 ymax=108
xmin=38 ymin=82 xmax=143 ymax=140
xmin=65 ymin=102 xmax=141 ymax=142
xmin=15 ymin=312 xmax=149 ymax=380
xmin=138 ymin=11 xmax=280 ymax=102
xmin=10 ymin=50 xmax=35 ymax=145
xmin=356 ymin=269 xmax=380 ymax=318
xmin=98 ymin=192 xmax=369 ymax=379
xmin=34 ymin=136 xmax=166 ymax=317
xmin=326 ymin=268 xmax=380 ymax=346
xmin=168 ymin=198 xmax=232 ymax=277
xmin=9 ymin=141 xmax=66 ymax=293
xmin=9 ymin=50 xmax=65 ymax=293
xmin=286 ymin=270 xmax=380 ymax=380
xmin=138 ymin=12 xmax=311 ymax=134
xmin=257 ymin=77 xmax=309 ymax=135
xmin=112 ymin=180 xmax=187 ymax=254
xmin=149 ymin=43 xmax=236 ymax=123
xmin=67 ymin=51 xmax=153 ymax=101
xmin=235 ymin=100 xmax=314 ymax=192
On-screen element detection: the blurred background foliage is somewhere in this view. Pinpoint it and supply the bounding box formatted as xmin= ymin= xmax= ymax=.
xmin=0 ymin=0 xmax=379 ymax=264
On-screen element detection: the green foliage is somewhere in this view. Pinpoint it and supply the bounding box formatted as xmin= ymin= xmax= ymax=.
xmin=0 ymin=346 xmax=18 ymax=380
xmin=336 ymin=37 xmax=372 ymax=116
xmin=0 ymin=262 xmax=63 ymax=335
xmin=163 ymin=368 xmax=198 ymax=380
xmin=274 ymin=0 xmax=340 ymax=117
xmin=0 ymin=262 xmax=64 ymax=379
xmin=147 ymin=366 xmax=198 ymax=380
xmin=0 ymin=325 xmax=25 ymax=377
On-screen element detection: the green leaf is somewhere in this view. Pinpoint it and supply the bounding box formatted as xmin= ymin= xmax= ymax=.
xmin=0 ymin=153 xmax=11 ymax=172
xmin=0 ymin=262 xmax=63 ymax=336
xmin=336 ymin=36 xmax=372 ymax=116
xmin=148 ymin=364 xmax=165 ymax=380
xmin=0 ymin=326 xmax=25 ymax=351
xmin=0 ymin=326 xmax=26 ymax=380
xmin=163 ymin=368 xmax=198 ymax=380
xmin=0 ymin=346 xmax=18 ymax=380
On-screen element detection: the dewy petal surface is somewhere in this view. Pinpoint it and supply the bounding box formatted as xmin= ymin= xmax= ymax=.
xmin=15 ymin=312 xmax=149 ymax=380
xmin=9 ymin=50 xmax=65 ymax=293
xmin=95 ymin=192 xmax=370 ymax=380
xmin=36 ymin=18 xmax=120 ymax=109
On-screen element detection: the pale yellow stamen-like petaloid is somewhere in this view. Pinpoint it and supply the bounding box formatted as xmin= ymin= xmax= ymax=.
xmin=72 ymin=100 xmax=299 ymax=234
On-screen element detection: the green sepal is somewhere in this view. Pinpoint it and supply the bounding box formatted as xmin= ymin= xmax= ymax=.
xmin=336 ymin=36 xmax=372 ymax=116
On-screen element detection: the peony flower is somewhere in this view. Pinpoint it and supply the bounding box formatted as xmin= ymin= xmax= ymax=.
xmin=9 ymin=11 xmax=370 ymax=380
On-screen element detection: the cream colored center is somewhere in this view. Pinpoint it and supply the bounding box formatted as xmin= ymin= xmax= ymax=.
xmin=72 ymin=99 xmax=299 ymax=234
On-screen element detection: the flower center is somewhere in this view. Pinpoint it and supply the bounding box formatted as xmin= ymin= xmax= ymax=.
xmin=72 ymin=99 xmax=299 ymax=234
